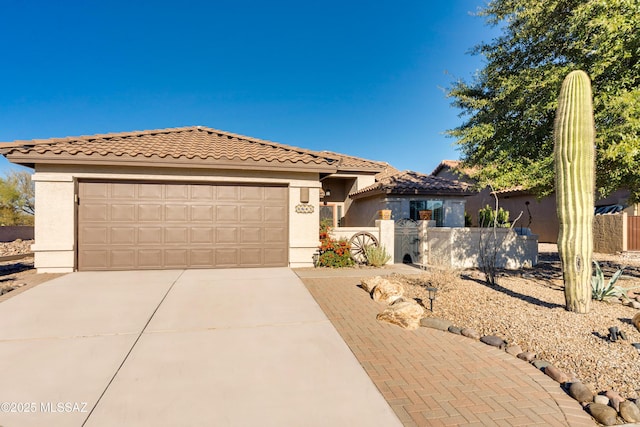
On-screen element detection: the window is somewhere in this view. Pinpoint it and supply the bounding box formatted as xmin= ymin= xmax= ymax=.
xmin=320 ymin=204 xmax=344 ymax=227
xmin=409 ymin=200 xmax=444 ymax=226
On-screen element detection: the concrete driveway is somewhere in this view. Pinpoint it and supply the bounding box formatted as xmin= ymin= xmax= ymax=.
xmin=0 ymin=268 xmax=401 ymax=427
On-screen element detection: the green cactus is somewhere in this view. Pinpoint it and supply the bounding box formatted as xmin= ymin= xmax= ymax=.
xmin=554 ymin=70 xmax=595 ymax=313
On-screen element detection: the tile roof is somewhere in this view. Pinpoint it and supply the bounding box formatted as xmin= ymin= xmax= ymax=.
xmin=0 ymin=126 xmax=345 ymax=172
xmin=350 ymin=170 xmax=474 ymax=198
xmin=318 ymin=151 xmax=391 ymax=172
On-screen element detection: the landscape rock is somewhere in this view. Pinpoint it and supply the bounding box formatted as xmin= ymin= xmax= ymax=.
xmin=376 ymin=299 xmax=425 ymax=330
xmin=544 ymin=364 xmax=570 ymax=384
xmin=628 ymin=301 xmax=640 ymax=310
xmin=619 ymin=400 xmax=640 ymax=423
xmin=568 ymin=382 xmax=594 ymax=403
xmin=505 ymin=344 xmax=523 ymax=356
xmin=371 ymin=279 xmax=405 ymax=304
xmin=605 ymin=390 xmax=624 ymax=412
xmin=587 ymin=403 xmax=618 ymax=426
xmin=460 ymin=328 xmax=480 ymax=340
xmin=420 ymin=317 xmax=452 ymax=331
xmin=532 ymin=359 xmax=550 ymax=370
xmin=447 ymin=326 xmax=462 ymax=335
xmin=480 ymin=335 xmax=506 ymax=349
xmin=633 ymin=312 xmax=640 ymax=333
xmin=594 ymin=395 xmax=610 ymax=405
xmin=517 ymin=351 xmax=536 ymax=362
xmin=360 ymin=276 xmax=387 ymax=293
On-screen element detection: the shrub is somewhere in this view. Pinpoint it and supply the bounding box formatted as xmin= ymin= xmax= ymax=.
xmin=317 ymin=226 xmax=354 ymax=268
xmin=478 ymin=205 xmax=510 ymax=228
xmin=364 ymin=245 xmax=391 ymax=267
xmin=591 ymin=261 xmax=640 ymax=301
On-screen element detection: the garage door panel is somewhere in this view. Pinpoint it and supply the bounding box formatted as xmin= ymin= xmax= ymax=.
xmin=138 ymin=184 xmax=163 ymax=199
xmin=165 ymin=228 xmax=188 ymax=244
xmin=264 ymin=248 xmax=287 ymax=265
xmin=138 ymin=227 xmax=162 ymax=244
xmin=191 ymin=205 xmax=213 ymax=221
xmin=217 ymin=186 xmax=238 ymax=200
xmin=191 ymin=185 xmax=214 ymax=200
xmin=83 ymin=227 xmax=108 ymax=244
xmin=240 ymin=206 xmax=262 ymax=221
xmin=240 ymin=186 xmax=263 ymax=200
xmin=264 ymin=206 xmax=286 ymax=222
xmin=165 ymin=249 xmax=188 ymax=267
xmin=215 ymin=249 xmax=238 ymax=266
xmin=111 ymin=184 xmax=135 ymax=199
xmin=139 ymin=205 xmax=162 ymax=221
xmin=216 ymin=228 xmax=237 ymax=244
xmin=166 ymin=184 xmax=189 ymax=200
xmin=82 ymin=250 xmax=110 ymax=269
xmin=111 ymin=204 xmax=135 ymax=221
xmin=265 ymin=228 xmax=287 ymax=244
xmin=239 ymin=248 xmax=262 ymax=265
xmin=83 ymin=204 xmax=108 ymax=221
xmin=190 ymin=228 xmax=213 ymax=244
xmin=78 ymin=182 xmax=288 ymax=270
xmin=240 ymin=227 xmax=262 ymax=243
xmin=111 ymin=227 xmax=136 ymax=244
xmin=111 ymin=250 xmax=137 ymax=269
xmin=138 ymin=250 xmax=163 ymax=268
xmin=190 ymin=249 xmax=214 ymax=266
xmin=217 ymin=205 xmax=238 ymax=221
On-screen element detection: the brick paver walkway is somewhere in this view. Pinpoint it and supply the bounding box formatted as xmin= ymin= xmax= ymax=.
xmin=297 ymin=270 xmax=595 ymax=427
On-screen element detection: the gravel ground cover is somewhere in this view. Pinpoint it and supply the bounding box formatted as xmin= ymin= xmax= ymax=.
xmin=393 ymin=244 xmax=640 ymax=400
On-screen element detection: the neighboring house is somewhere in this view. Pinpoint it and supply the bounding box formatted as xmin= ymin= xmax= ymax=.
xmin=345 ymin=170 xmax=475 ymax=227
xmin=0 ymin=126 xmax=393 ymax=272
xmin=432 ymin=160 xmax=639 ymax=245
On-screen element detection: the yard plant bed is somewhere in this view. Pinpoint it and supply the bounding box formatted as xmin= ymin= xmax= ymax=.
xmin=395 ymin=244 xmax=640 ymax=400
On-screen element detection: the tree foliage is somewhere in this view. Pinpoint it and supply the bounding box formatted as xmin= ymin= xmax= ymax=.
xmin=0 ymin=170 xmax=34 ymax=225
xmin=447 ymin=0 xmax=640 ymax=201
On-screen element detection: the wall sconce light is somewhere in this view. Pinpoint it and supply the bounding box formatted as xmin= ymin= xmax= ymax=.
xmin=300 ymin=187 xmax=309 ymax=204
xmin=324 ymin=189 xmax=331 ymax=198
xmin=427 ymin=287 xmax=438 ymax=312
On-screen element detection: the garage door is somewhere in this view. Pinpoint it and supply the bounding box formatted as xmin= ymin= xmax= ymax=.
xmin=77 ymin=182 xmax=288 ymax=270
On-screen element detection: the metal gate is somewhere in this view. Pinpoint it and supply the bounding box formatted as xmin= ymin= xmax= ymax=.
xmin=394 ymin=219 xmax=420 ymax=264
xmin=628 ymin=216 xmax=640 ymax=251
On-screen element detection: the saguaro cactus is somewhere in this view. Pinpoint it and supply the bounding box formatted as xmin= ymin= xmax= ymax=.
xmin=554 ymin=70 xmax=595 ymax=313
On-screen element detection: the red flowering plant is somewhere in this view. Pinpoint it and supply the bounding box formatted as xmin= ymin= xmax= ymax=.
xmin=317 ymin=224 xmax=354 ymax=268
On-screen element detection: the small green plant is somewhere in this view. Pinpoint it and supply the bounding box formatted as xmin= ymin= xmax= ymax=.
xmin=591 ymin=261 xmax=640 ymax=301
xmin=478 ymin=205 xmax=510 ymax=228
xmin=364 ymin=245 xmax=391 ymax=267
xmin=317 ymin=226 xmax=354 ymax=268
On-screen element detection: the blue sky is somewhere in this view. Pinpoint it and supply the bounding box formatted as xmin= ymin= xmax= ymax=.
xmin=0 ymin=0 xmax=499 ymax=175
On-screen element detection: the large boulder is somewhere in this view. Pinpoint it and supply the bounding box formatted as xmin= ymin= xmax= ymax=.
xmin=360 ymin=276 xmax=387 ymax=293
xmin=376 ymin=298 xmax=425 ymax=330
xmin=371 ymin=279 xmax=405 ymax=304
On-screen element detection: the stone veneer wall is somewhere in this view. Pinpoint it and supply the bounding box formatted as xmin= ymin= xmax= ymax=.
xmin=593 ymin=213 xmax=627 ymax=254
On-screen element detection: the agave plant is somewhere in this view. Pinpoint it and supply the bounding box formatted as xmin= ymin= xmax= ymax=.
xmin=591 ymin=261 xmax=640 ymax=301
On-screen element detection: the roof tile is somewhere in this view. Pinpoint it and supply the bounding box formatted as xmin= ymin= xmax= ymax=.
xmin=350 ymin=170 xmax=474 ymax=197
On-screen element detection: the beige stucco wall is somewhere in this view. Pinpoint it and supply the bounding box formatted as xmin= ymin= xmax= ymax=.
xmin=422 ymin=227 xmax=538 ymax=269
xmin=31 ymin=164 xmax=323 ymax=272
xmin=593 ymin=213 xmax=627 ymax=254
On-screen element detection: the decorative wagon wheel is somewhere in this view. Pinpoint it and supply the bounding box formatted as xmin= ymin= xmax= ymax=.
xmin=349 ymin=232 xmax=379 ymax=264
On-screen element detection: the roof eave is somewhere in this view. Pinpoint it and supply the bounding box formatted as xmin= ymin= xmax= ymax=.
xmin=4 ymin=153 xmax=338 ymax=174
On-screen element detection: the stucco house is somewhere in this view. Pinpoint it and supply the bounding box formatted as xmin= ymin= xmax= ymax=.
xmin=1 ymin=127 xmax=477 ymax=273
